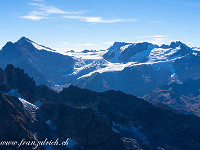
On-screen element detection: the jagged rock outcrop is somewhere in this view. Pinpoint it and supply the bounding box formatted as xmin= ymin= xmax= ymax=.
xmin=0 ymin=93 xmax=38 ymax=150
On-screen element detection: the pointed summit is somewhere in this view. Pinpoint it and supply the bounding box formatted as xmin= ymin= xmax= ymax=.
xmin=16 ymin=37 xmax=33 ymax=45
xmin=170 ymin=41 xmax=189 ymax=49
xmin=1 ymin=41 xmax=17 ymax=54
xmin=16 ymin=37 xmax=56 ymax=52
xmin=2 ymin=41 xmax=15 ymax=49
xmin=108 ymin=42 xmax=132 ymax=50
xmin=160 ymin=41 xmax=191 ymax=51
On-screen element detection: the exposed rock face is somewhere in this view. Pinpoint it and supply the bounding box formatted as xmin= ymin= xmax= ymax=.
xmin=0 ymin=64 xmax=57 ymax=102
xmin=0 ymin=65 xmax=200 ymax=150
xmin=173 ymin=55 xmax=200 ymax=81
xmin=0 ymin=93 xmax=37 ymax=150
xmin=119 ymin=42 xmax=157 ymax=62
xmin=144 ymin=78 xmax=200 ymax=117
xmin=58 ymin=86 xmax=200 ymax=150
xmin=37 ymin=103 xmax=125 ymax=150
xmin=0 ymin=37 xmax=75 ymax=87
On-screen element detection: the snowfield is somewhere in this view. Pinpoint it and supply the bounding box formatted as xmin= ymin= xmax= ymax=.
xmin=70 ymin=44 xmax=190 ymax=79
xmin=26 ymin=39 xmax=200 ymax=83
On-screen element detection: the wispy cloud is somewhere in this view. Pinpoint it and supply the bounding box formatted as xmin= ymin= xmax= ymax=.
xmin=57 ymin=42 xmax=70 ymax=47
xmin=68 ymin=43 xmax=98 ymax=47
xmin=150 ymin=20 xmax=160 ymax=23
xmin=21 ymin=0 xmax=138 ymax=23
xmin=136 ymin=35 xmax=168 ymax=45
xmin=64 ymin=16 xmax=138 ymax=23
xmin=62 ymin=42 xmax=69 ymax=45
xmin=136 ymin=35 xmax=168 ymax=39
xmin=21 ymin=12 xmax=45 ymax=20
xmin=21 ymin=1 xmax=84 ymax=20
xmin=79 ymin=43 xmax=97 ymax=46
xmin=124 ymin=35 xmax=169 ymax=45
xmin=103 ymin=42 xmax=114 ymax=45
xmin=148 ymin=37 xmax=167 ymax=45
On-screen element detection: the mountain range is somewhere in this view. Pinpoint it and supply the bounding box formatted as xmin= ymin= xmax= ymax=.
xmin=1 ymin=64 xmax=200 ymax=150
xmin=0 ymin=37 xmax=199 ymax=117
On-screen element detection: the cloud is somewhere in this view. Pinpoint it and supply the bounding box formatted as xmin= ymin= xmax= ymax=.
xmin=28 ymin=2 xmax=66 ymax=14
xmin=136 ymin=35 xmax=168 ymax=39
xmin=64 ymin=16 xmax=138 ymax=23
xmin=136 ymin=35 xmax=168 ymax=45
xmin=150 ymin=20 xmax=160 ymax=23
xmin=69 ymin=43 xmax=97 ymax=47
xmin=21 ymin=12 xmax=45 ymax=20
xmin=103 ymin=42 xmax=114 ymax=45
xmin=80 ymin=43 xmax=97 ymax=46
xmin=62 ymin=42 xmax=69 ymax=45
xmin=21 ymin=0 xmax=138 ymax=24
xmin=124 ymin=35 xmax=169 ymax=46
xmin=149 ymin=37 xmax=166 ymax=45
xmin=57 ymin=42 xmax=70 ymax=47
xmin=21 ymin=1 xmax=84 ymax=20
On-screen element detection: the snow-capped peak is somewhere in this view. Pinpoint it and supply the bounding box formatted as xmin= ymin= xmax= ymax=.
xmin=17 ymin=37 xmax=56 ymax=52
xmin=31 ymin=42 xmax=56 ymax=52
xmin=73 ymin=41 xmax=195 ymax=79
xmin=108 ymin=42 xmax=132 ymax=50
xmin=192 ymin=47 xmax=200 ymax=51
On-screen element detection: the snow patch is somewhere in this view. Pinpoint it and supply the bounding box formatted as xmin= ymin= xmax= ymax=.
xmin=120 ymin=44 xmax=132 ymax=52
xmin=148 ymin=46 xmax=181 ymax=62
xmin=192 ymin=47 xmax=200 ymax=51
xmin=65 ymin=50 xmax=107 ymax=60
xmin=31 ymin=42 xmax=55 ymax=52
xmin=19 ymin=98 xmax=39 ymax=110
xmin=169 ymin=73 xmax=183 ymax=84
xmin=193 ymin=52 xmax=197 ymax=56
xmin=5 ymin=89 xmax=38 ymax=110
xmin=129 ymin=44 xmax=157 ymax=62
xmin=112 ymin=122 xmax=148 ymax=141
xmin=4 ymin=89 xmax=38 ymax=121
xmin=78 ymin=61 xmax=136 ymax=79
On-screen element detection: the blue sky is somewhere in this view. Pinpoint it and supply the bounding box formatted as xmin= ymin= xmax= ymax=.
xmin=0 ymin=0 xmax=200 ymax=52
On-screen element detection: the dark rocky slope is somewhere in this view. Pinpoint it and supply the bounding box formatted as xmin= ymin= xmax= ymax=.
xmin=0 ymin=65 xmax=200 ymax=150
xmin=144 ymin=78 xmax=200 ymax=117
xmin=0 ymin=93 xmax=38 ymax=150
